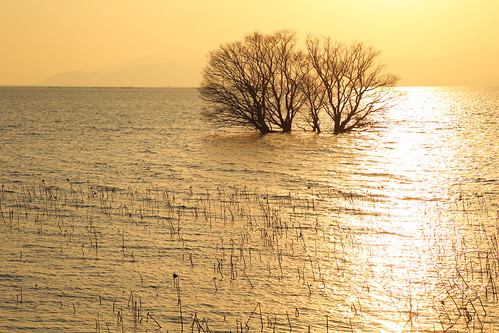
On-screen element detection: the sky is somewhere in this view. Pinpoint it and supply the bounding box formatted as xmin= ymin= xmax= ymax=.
xmin=1 ymin=0 xmax=499 ymax=87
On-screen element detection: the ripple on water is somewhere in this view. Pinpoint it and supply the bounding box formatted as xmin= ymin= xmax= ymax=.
xmin=1 ymin=86 xmax=499 ymax=331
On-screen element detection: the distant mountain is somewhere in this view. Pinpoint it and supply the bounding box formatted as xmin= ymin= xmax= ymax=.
xmin=38 ymin=62 xmax=202 ymax=87
xmin=38 ymin=47 xmax=499 ymax=88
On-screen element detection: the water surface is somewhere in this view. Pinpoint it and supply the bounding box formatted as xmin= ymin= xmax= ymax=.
xmin=1 ymin=86 xmax=498 ymax=332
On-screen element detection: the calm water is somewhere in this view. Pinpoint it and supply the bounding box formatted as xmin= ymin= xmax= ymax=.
xmin=0 ymin=86 xmax=498 ymax=332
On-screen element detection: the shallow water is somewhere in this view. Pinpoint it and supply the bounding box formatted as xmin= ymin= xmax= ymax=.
xmin=0 ymin=86 xmax=498 ymax=332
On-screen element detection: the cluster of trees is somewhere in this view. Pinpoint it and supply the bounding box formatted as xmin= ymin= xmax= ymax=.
xmin=200 ymin=30 xmax=400 ymax=134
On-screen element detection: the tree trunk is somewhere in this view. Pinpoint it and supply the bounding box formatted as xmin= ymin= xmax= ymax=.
xmin=312 ymin=117 xmax=321 ymax=133
xmin=281 ymin=121 xmax=292 ymax=133
xmin=256 ymin=122 xmax=273 ymax=134
xmin=333 ymin=118 xmax=344 ymax=135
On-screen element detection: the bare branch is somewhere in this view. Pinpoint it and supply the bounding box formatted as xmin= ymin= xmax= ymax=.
xmin=201 ymin=31 xmax=400 ymax=134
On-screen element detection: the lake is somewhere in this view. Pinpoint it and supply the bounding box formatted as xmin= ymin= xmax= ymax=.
xmin=1 ymin=86 xmax=498 ymax=332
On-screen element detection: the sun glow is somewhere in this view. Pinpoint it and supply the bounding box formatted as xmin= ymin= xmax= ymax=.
xmin=2 ymin=0 xmax=499 ymax=86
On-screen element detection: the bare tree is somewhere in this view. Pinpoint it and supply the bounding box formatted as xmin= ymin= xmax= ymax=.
xmin=306 ymin=37 xmax=400 ymax=134
xmin=300 ymin=59 xmax=326 ymax=133
xmin=200 ymin=35 xmax=272 ymax=133
xmin=200 ymin=31 xmax=307 ymax=133
xmin=201 ymin=31 xmax=400 ymax=134
xmin=264 ymin=31 xmax=309 ymax=132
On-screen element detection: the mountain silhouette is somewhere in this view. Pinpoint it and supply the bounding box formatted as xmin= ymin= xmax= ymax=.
xmin=38 ymin=62 xmax=201 ymax=87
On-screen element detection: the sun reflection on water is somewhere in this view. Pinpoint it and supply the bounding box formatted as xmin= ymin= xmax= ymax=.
xmin=317 ymin=86 xmax=499 ymax=332
xmin=378 ymin=87 xmax=459 ymax=201
xmin=324 ymin=87 xmax=478 ymax=331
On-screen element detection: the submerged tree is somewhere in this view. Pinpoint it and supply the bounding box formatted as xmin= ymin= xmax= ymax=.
xmin=201 ymin=31 xmax=399 ymax=134
xmin=300 ymin=60 xmax=326 ymax=133
xmin=200 ymin=35 xmax=271 ymax=133
xmin=264 ymin=32 xmax=309 ymax=132
xmin=306 ymin=37 xmax=400 ymax=134
xmin=200 ymin=31 xmax=308 ymax=133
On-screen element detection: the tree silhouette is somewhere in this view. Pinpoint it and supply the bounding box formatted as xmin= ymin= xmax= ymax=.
xmin=306 ymin=37 xmax=400 ymax=134
xmin=201 ymin=31 xmax=399 ymax=134
xmin=200 ymin=31 xmax=308 ymax=133
xmin=200 ymin=35 xmax=271 ymax=133
xmin=301 ymin=60 xmax=326 ymax=133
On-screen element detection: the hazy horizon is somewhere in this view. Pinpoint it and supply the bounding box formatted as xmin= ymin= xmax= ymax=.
xmin=2 ymin=0 xmax=499 ymax=87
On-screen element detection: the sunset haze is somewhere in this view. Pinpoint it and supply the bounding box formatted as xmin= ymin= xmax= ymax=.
xmin=2 ymin=0 xmax=498 ymax=87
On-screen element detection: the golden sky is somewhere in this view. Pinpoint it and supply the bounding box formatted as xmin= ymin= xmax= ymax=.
xmin=2 ymin=0 xmax=499 ymax=86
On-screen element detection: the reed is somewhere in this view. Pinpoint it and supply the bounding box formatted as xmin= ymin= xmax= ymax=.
xmin=2 ymin=179 xmax=499 ymax=332
xmin=173 ymin=272 xmax=184 ymax=332
xmin=146 ymin=312 xmax=161 ymax=329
